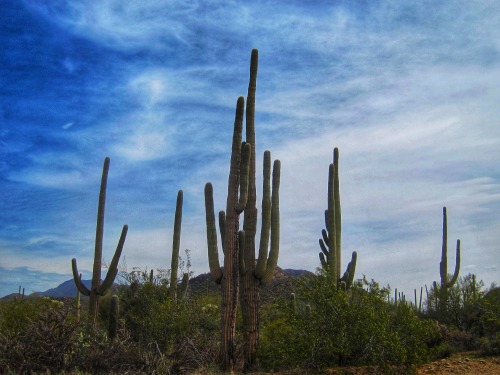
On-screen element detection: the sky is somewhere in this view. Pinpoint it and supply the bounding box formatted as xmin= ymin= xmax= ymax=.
xmin=1 ymin=0 xmax=499 ymax=299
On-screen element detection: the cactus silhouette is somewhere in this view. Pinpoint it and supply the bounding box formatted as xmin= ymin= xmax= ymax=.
xmin=318 ymin=148 xmax=357 ymax=288
xmin=71 ymin=157 xmax=128 ymax=329
xmin=438 ymin=206 xmax=461 ymax=312
xmin=204 ymin=94 xmax=251 ymax=372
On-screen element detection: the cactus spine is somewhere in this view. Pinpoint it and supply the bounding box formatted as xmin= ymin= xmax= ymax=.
xmin=438 ymin=206 xmax=461 ymax=312
xmin=170 ymin=190 xmax=188 ymax=301
xmin=71 ymin=157 xmax=128 ymax=329
xmin=319 ymin=148 xmax=357 ymax=288
xmin=108 ymin=294 xmax=119 ymax=341
xmin=237 ymin=49 xmax=281 ymax=372
xmin=204 ymin=94 xmax=251 ymax=372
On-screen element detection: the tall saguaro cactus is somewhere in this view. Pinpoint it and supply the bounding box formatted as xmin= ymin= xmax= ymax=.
xmin=72 ymin=157 xmax=128 ymax=329
xmin=239 ymin=49 xmax=281 ymax=372
xmin=169 ymin=190 xmax=189 ymax=301
xmin=205 ymin=96 xmax=251 ymax=372
xmin=438 ymin=206 xmax=461 ymax=312
xmin=318 ymin=148 xmax=357 ymax=289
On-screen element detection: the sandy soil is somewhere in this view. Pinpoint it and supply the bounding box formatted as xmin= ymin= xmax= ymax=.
xmin=267 ymin=352 xmax=500 ymax=375
xmin=416 ymin=352 xmax=500 ymax=375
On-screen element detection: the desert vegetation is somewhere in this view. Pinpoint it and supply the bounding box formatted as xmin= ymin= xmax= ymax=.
xmin=1 ymin=50 xmax=499 ymax=374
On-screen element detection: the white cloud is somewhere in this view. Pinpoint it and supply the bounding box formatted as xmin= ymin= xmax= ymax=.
xmin=9 ymin=169 xmax=85 ymax=189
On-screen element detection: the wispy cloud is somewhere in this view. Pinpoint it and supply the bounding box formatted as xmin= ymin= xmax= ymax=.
xmin=1 ymin=0 xmax=499 ymax=298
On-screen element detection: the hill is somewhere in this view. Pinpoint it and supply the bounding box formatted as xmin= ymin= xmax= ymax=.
xmin=34 ymin=278 xmax=92 ymax=298
xmin=0 ymin=268 xmax=312 ymax=301
xmin=187 ymin=267 xmax=312 ymax=302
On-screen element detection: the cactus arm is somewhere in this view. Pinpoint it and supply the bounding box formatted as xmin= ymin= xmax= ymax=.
xmin=319 ymin=238 xmax=329 ymax=257
xmin=170 ymin=190 xmax=183 ymax=299
xmin=239 ymin=230 xmax=246 ymax=275
xmin=321 ymin=229 xmax=329 ymax=247
xmin=255 ymin=151 xmax=272 ymax=277
xmin=319 ymin=253 xmax=327 ymax=269
xmin=205 ymin=183 xmax=223 ymax=284
xmin=98 ymin=224 xmax=128 ymax=295
xmin=219 ymin=211 xmax=226 ymax=254
xmin=447 ymin=239 xmax=461 ymax=287
xmin=92 ymin=157 xmax=110 ymax=294
xmin=236 ymin=143 xmax=251 ymax=213
xmin=229 ymin=96 xmax=247 ymax=214
xmin=71 ymin=258 xmax=90 ymax=296
xmin=260 ymin=159 xmax=281 ymax=285
xmin=340 ymin=251 xmax=357 ymax=288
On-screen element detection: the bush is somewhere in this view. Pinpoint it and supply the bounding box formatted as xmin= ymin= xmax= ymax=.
xmin=0 ymin=298 xmax=77 ymax=374
xmin=258 ymin=273 xmax=438 ymax=372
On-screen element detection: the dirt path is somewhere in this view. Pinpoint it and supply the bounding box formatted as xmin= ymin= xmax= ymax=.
xmin=292 ymin=352 xmax=500 ymax=375
xmin=416 ymin=352 xmax=500 ymax=375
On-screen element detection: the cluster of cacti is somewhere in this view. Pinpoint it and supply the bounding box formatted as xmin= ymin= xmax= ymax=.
xmin=205 ymin=91 xmax=251 ymax=371
xmin=169 ymin=190 xmax=189 ymax=301
xmin=438 ymin=206 xmax=461 ymax=312
xmin=238 ymin=49 xmax=281 ymax=371
xmin=203 ymin=49 xmax=281 ymax=371
xmin=393 ymin=287 xmax=424 ymax=312
xmin=72 ymin=157 xmax=128 ymax=329
xmin=318 ymin=148 xmax=357 ymax=290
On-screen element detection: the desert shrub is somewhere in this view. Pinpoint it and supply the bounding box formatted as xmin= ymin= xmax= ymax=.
xmin=258 ymin=273 xmax=437 ymax=371
xmin=69 ymin=328 xmax=168 ymax=374
xmin=0 ymin=298 xmax=77 ymax=374
xmin=478 ymin=286 xmax=500 ymax=355
xmin=425 ymin=274 xmax=485 ymax=330
xmin=0 ymin=296 xmax=67 ymax=333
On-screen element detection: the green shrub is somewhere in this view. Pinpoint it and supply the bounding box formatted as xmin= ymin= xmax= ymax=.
xmin=258 ymin=273 xmax=437 ymax=371
xmin=0 ymin=298 xmax=77 ymax=374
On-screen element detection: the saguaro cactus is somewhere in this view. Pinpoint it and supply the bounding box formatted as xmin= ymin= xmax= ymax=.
xmin=318 ymin=148 xmax=357 ymax=289
xmin=170 ymin=190 xmax=189 ymax=301
xmin=438 ymin=206 xmax=461 ymax=312
xmin=238 ymin=46 xmax=282 ymax=373
xmin=205 ymin=95 xmax=251 ymax=372
xmin=72 ymin=157 xmax=128 ymax=329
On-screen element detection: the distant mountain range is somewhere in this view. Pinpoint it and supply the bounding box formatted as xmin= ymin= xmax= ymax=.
xmin=0 ymin=268 xmax=313 ymax=301
xmin=0 ymin=279 xmax=94 ymax=301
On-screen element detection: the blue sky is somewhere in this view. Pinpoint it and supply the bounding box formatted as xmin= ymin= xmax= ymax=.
xmin=1 ymin=0 xmax=499 ymax=299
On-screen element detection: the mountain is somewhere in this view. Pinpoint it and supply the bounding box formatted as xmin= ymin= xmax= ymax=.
xmin=1 ymin=279 xmax=96 ymax=301
xmin=1 ymin=268 xmax=313 ymax=301
xmin=188 ymin=267 xmax=313 ymax=301
xmin=34 ymin=278 xmax=92 ymax=298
